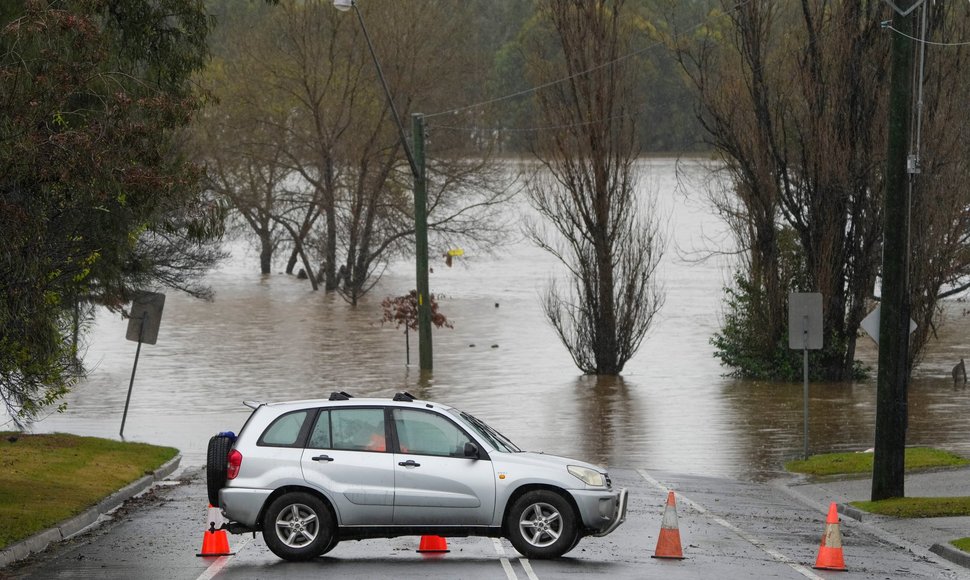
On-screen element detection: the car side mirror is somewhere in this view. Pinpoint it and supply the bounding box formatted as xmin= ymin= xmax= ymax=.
xmin=464 ymin=442 xmax=480 ymax=459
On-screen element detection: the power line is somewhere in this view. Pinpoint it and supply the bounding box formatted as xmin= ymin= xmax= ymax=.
xmin=424 ymin=0 xmax=755 ymax=120
xmin=884 ymin=23 xmax=970 ymax=47
xmin=430 ymin=105 xmax=647 ymax=135
xmin=428 ymin=3 xmax=851 ymax=137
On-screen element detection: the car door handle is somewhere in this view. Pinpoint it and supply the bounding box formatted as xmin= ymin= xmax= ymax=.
xmin=311 ymin=455 xmax=334 ymax=462
xmin=398 ymin=460 xmax=421 ymax=468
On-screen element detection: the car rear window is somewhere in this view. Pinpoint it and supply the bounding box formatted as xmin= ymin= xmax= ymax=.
xmin=258 ymin=410 xmax=310 ymax=447
xmin=328 ymin=408 xmax=386 ymax=452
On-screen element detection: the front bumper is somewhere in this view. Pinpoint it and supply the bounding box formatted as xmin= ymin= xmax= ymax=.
xmin=568 ymin=487 xmax=628 ymax=537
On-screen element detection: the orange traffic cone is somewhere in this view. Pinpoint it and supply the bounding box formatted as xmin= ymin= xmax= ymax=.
xmin=652 ymin=491 xmax=685 ymax=559
xmin=196 ymin=504 xmax=234 ymax=557
xmin=813 ymin=502 xmax=847 ymax=571
xmin=416 ymin=535 xmax=449 ymax=553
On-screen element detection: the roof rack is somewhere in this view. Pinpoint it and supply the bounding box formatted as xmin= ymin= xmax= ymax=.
xmin=392 ymin=391 xmax=416 ymax=402
xmin=329 ymin=391 xmax=353 ymax=401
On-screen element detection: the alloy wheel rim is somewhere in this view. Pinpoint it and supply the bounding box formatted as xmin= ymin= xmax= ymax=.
xmin=518 ymin=502 xmax=562 ymax=547
xmin=275 ymin=503 xmax=319 ymax=548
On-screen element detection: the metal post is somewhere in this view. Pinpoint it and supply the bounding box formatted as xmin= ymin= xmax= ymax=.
xmin=120 ymin=314 xmax=145 ymax=438
xmin=413 ymin=113 xmax=432 ymax=371
xmin=803 ymin=316 xmax=809 ymax=460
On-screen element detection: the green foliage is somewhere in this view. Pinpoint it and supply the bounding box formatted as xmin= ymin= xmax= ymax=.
xmin=0 ymin=433 xmax=178 ymax=549
xmin=785 ymin=447 xmax=969 ymax=477
xmin=850 ymin=496 xmax=970 ymax=519
xmin=0 ymin=0 xmax=221 ymax=424
xmin=711 ymin=273 xmax=799 ymax=380
xmin=710 ymin=280 xmax=870 ymax=380
xmin=952 ymin=538 xmax=970 ymax=553
xmin=712 ymin=258 xmax=869 ymax=381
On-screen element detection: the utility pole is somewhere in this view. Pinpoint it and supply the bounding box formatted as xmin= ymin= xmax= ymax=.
xmin=872 ymin=1 xmax=919 ymax=501
xmin=413 ymin=113 xmax=432 ymax=371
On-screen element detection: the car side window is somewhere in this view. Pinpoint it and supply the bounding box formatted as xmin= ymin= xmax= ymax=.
xmin=393 ymin=409 xmax=473 ymax=458
xmin=308 ymin=410 xmax=331 ymax=449
xmin=330 ymin=408 xmax=386 ymax=452
xmin=258 ymin=410 xmax=309 ymax=447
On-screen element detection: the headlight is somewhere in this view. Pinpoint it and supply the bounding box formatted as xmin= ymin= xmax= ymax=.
xmin=567 ymin=465 xmax=606 ymax=487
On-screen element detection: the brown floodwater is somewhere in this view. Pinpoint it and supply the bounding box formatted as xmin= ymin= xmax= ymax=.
xmin=16 ymin=159 xmax=970 ymax=480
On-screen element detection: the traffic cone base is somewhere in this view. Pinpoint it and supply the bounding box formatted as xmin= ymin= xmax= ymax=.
xmin=652 ymin=491 xmax=685 ymax=559
xmin=196 ymin=504 xmax=235 ymax=557
xmin=813 ymin=502 xmax=847 ymax=571
xmin=197 ymin=528 xmax=233 ymax=557
xmin=416 ymin=535 xmax=450 ymax=553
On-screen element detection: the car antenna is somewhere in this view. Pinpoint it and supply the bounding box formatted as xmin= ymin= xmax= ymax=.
xmin=329 ymin=391 xmax=353 ymax=401
xmin=392 ymin=392 xmax=416 ymax=402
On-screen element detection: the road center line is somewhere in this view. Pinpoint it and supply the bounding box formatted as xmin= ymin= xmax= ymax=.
xmin=492 ymin=538 xmax=519 ymax=580
xmin=194 ymin=536 xmax=252 ymax=580
xmin=636 ymin=469 xmax=825 ymax=580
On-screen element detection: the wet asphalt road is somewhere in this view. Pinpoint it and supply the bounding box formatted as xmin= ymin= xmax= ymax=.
xmin=2 ymin=468 xmax=967 ymax=580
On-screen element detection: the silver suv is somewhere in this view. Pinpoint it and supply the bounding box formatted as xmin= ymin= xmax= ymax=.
xmin=207 ymin=392 xmax=627 ymax=561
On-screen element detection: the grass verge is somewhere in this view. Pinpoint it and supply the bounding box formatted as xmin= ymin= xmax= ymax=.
xmin=849 ymin=496 xmax=970 ymax=518
xmin=785 ymin=447 xmax=969 ymax=477
xmin=952 ymin=538 xmax=970 ymax=553
xmin=0 ymin=432 xmax=177 ymax=550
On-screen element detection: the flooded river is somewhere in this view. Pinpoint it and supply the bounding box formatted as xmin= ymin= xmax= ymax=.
xmin=18 ymin=159 xmax=970 ymax=480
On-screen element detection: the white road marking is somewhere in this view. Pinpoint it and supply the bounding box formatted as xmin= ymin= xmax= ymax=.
xmin=636 ymin=469 xmax=825 ymax=580
xmin=492 ymin=538 xmax=519 ymax=580
xmin=520 ymin=557 xmax=540 ymax=580
xmin=194 ymin=536 xmax=252 ymax=580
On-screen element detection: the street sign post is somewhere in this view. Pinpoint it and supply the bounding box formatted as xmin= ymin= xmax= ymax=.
xmin=789 ymin=293 xmax=823 ymax=460
xmin=121 ymin=292 xmax=165 ymax=437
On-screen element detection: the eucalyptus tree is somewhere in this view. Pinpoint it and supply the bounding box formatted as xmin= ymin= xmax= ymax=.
xmin=525 ymin=0 xmax=666 ymax=375
xmin=1 ymin=0 xmax=222 ymax=424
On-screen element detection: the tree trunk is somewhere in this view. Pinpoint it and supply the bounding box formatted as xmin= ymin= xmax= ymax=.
xmin=259 ymin=231 xmax=273 ymax=275
xmin=285 ymin=247 xmax=298 ymax=275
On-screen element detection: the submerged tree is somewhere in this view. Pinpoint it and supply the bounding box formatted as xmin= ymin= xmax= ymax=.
xmin=200 ymin=0 xmax=516 ymax=304
xmin=673 ymin=1 xmax=970 ymax=380
xmin=526 ymin=0 xmax=666 ymax=375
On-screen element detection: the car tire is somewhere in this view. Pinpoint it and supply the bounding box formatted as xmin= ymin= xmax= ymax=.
xmin=206 ymin=435 xmax=232 ymax=506
xmin=262 ymin=492 xmax=335 ymax=561
xmin=506 ymin=490 xmax=579 ymax=559
xmin=320 ymin=535 xmax=339 ymax=555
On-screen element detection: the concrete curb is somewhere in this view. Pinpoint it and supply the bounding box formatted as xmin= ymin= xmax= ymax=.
xmin=0 ymin=454 xmax=181 ymax=570
xmin=773 ymin=479 xmax=970 ymax=578
xmin=836 ymin=502 xmax=867 ymax=522
xmin=931 ymin=543 xmax=970 ymax=570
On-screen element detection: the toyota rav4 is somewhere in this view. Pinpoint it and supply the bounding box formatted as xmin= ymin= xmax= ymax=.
xmin=206 ymin=392 xmax=627 ymax=561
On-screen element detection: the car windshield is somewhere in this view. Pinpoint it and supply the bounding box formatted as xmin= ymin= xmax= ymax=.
xmin=450 ymin=409 xmax=521 ymax=453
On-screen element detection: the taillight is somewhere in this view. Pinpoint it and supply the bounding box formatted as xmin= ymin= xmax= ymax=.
xmin=227 ymin=449 xmax=243 ymax=480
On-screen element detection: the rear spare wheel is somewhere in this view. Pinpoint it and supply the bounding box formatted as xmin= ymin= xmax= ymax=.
xmin=206 ymin=434 xmax=233 ymax=505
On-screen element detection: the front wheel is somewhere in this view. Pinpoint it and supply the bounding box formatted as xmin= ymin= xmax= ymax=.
xmin=505 ymin=490 xmax=579 ymax=559
xmin=262 ymin=492 xmax=335 ymax=561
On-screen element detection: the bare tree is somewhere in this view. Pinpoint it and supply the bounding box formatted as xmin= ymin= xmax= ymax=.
xmin=672 ymin=0 xmax=970 ymax=380
xmin=526 ymin=0 xmax=666 ymax=375
xmin=195 ymin=103 xmax=287 ymax=276
xmin=200 ymin=0 xmax=516 ymax=303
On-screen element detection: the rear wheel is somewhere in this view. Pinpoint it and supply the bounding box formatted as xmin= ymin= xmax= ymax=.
xmin=206 ymin=435 xmax=232 ymax=506
xmin=262 ymin=492 xmax=335 ymax=561
xmin=506 ymin=490 xmax=579 ymax=559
